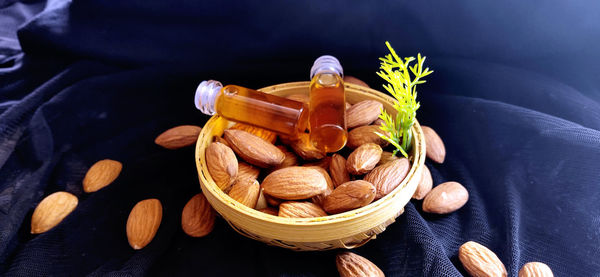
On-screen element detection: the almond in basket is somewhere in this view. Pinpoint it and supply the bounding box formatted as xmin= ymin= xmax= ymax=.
xmin=262 ymin=166 xmax=327 ymax=200
xmin=364 ymin=158 xmax=411 ymax=199
xmin=323 ymin=180 xmax=376 ymax=214
xmin=224 ymin=129 xmax=285 ymax=168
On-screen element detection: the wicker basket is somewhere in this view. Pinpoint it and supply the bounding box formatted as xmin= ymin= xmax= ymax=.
xmin=195 ymin=81 xmax=425 ymax=251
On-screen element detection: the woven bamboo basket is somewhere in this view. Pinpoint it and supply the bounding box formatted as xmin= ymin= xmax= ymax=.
xmin=195 ymin=81 xmax=425 ymax=251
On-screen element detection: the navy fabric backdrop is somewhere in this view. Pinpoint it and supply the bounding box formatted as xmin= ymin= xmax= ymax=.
xmin=1 ymin=0 xmax=599 ymax=276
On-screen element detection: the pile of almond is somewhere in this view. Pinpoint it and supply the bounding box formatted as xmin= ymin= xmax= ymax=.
xmin=203 ymin=97 xmax=419 ymax=218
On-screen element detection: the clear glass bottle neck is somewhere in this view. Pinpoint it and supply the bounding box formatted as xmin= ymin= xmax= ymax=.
xmin=310 ymin=55 xmax=344 ymax=79
xmin=195 ymin=80 xmax=222 ymax=115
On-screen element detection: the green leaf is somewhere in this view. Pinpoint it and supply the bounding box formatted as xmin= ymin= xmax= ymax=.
xmin=374 ymin=42 xmax=432 ymax=157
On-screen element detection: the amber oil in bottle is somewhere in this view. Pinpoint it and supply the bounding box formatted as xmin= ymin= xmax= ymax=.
xmin=308 ymin=55 xmax=347 ymax=152
xmin=195 ymin=80 xmax=309 ymax=136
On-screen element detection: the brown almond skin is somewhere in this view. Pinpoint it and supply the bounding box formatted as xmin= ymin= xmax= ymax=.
xmin=377 ymin=151 xmax=400 ymax=166
xmin=206 ymin=142 xmax=238 ymax=191
xmin=274 ymin=145 xmax=300 ymax=170
xmin=323 ymin=180 xmax=376 ymax=214
xmin=237 ymin=162 xmax=260 ymax=182
xmin=126 ymin=199 xmax=162 ymax=250
xmin=308 ymin=166 xmax=335 ymax=206
xmin=347 ymin=125 xmax=389 ymax=149
xmin=519 ymin=262 xmax=554 ymax=277
xmin=278 ymin=201 xmax=327 ymax=218
xmin=155 ymin=125 xmax=202 ymax=150
xmin=181 ymin=193 xmax=215 ymax=238
xmin=422 ymin=181 xmax=468 ymax=214
xmin=346 ymin=143 xmax=383 ymax=175
xmin=83 ymin=159 xmax=122 ymax=193
xmin=304 ymin=156 xmax=332 ymax=170
xmin=229 ymin=123 xmax=277 ymax=144
xmin=346 ymin=100 xmax=383 ymax=129
xmin=224 ymin=129 xmax=285 ymax=168
xmin=262 ymin=166 xmax=327 ymax=200
xmin=344 ymin=76 xmax=370 ymax=88
xmin=336 ymin=252 xmax=384 ymax=277
xmin=330 ymin=154 xmax=350 ymax=187
xmin=258 ymin=207 xmax=279 ymax=216
xmin=459 ymin=241 xmax=507 ymax=277
xmin=412 ymin=166 xmax=433 ymax=200
xmin=31 ymin=191 xmax=78 ymax=234
xmin=421 ymin=126 xmax=446 ymax=163
xmin=255 ymin=188 xmax=269 ymax=210
xmin=228 ymin=178 xmax=260 ymax=208
xmin=281 ymin=133 xmax=326 ymax=161
xmin=373 ymin=118 xmax=385 ymax=126
xmin=264 ymin=193 xmax=283 ymax=206
xmin=364 ymin=158 xmax=411 ymax=199
xmin=214 ymin=136 xmax=230 ymax=147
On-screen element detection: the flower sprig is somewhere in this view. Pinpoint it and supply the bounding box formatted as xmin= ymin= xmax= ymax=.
xmin=375 ymin=41 xmax=433 ymax=158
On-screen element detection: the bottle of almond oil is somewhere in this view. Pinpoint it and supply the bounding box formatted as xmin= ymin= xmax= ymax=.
xmin=195 ymin=80 xmax=309 ymax=137
xmin=308 ymin=55 xmax=347 ymax=152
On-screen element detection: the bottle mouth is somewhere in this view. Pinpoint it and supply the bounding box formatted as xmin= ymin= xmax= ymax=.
xmin=310 ymin=55 xmax=343 ymax=79
xmin=195 ymin=80 xmax=222 ymax=115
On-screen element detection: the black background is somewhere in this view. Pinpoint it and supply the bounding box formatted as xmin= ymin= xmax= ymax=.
xmin=1 ymin=0 xmax=599 ymax=276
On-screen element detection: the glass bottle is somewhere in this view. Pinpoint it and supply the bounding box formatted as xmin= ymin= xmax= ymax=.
xmin=309 ymin=55 xmax=347 ymax=152
xmin=195 ymin=80 xmax=309 ymax=136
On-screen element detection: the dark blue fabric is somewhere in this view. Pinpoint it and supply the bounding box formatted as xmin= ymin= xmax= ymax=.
xmin=1 ymin=0 xmax=599 ymax=276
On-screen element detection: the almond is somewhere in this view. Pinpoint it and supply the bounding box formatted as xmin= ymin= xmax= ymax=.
xmin=214 ymin=136 xmax=230 ymax=147
xmin=308 ymin=166 xmax=335 ymax=206
xmin=206 ymin=142 xmax=238 ymax=191
xmin=347 ymin=125 xmax=389 ymax=149
xmin=281 ymin=133 xmax=326 ymax=161
xmin=343 ymin=76 xmax=370 ymax=88
xmin=31 ymin=191 xmax=78 ymax=234
xmin=323 ymin=180 xmax=376 ymax=214
xmin=255 ymin=188 xmax=269 ymax=210
xmin=181 ymin=193 xmax=215 ymax=238
xmin=421 ymin=126 xmax=446 ymax=163
xmin=82 ymin=159 xmax=122 ymax=193
xmin=155 ymin=125 xmax=202 ymax=149
xmin=422 ymin=181 xmax=468 ymax=214
xmin=412 ymin=166 xmax=433 ymax=200
xmin=237 ymin=162 xmax=260 ymax=182
xmin=228 ymin=178 xmax=260 ymax=208
xmin=346 ymin=143 xmax=383 ymax=175
xmin=519 ymin=262 xmax=553 ymax=277
xmin=364 ymin=158 xmax=411 ymax=199
xmin=286 ymin=93 xmax=309 ymax=104
xmin=346 ymin=102 xmax=352 ymax=110
xmin=304 ymin=156 xmax=331 ymax=170
xmin=264 ymin=193 xmax=283 ymax=207
xmin=336 ymin=252 xmax=384 ymax=277
xmin=126 ymin=199 xmax=162 ymax=250
xmin=346 ymin=100 xmax=383 ymax=129
xmin=459 ymin=241 xmax=507 ymax=277
xmin=274 ymin=145 xmax=299 ymax=170
xmin=330 ymin=154 xmax=350 ymax=187
xmin=258 ymin=207 xmax=279 ymax=216
xmin=230 ymin=123 xmax=277 ymax=144
xmin=278 ymin=201 xmax=327 ymax=218
xmin=224 ymin=129 xmax=285 ymax=168
xmin=262 ymin=166 xmax=327 ymax=200
xmin=377 ymin=151 xmax=399 ymax=166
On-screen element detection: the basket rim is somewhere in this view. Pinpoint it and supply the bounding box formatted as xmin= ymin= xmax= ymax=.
xmin=195 ymin=81 xmax=425 ymax=227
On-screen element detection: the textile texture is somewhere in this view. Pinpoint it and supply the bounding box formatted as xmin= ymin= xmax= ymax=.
xmin=1 ymin=0 xmax=599 ymax=276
